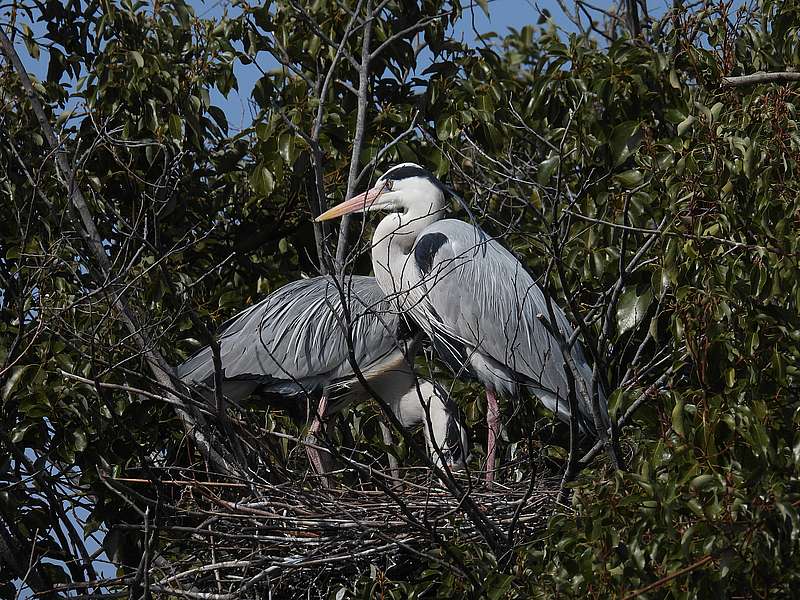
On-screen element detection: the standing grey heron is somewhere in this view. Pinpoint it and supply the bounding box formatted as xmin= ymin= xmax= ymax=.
xmin=177 ymin=275 xmax=468 ymax=475
xmin=317 ymin=163 xmax=609 ymax=483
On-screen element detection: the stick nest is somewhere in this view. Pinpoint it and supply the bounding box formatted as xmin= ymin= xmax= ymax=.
xmin=86 ymin=466 xmax=561 ymax=599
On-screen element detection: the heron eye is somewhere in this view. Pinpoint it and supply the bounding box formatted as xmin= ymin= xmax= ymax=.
xmin=385 ymin=180 xmax=394 ymax=190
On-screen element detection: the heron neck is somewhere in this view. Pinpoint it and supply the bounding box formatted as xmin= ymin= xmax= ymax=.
xmin=371 ymin=203 xmax=444 ymax=296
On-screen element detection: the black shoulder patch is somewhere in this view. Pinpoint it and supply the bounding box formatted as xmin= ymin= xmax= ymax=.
xmin=414 ymin=232 xmax=449 ymax=275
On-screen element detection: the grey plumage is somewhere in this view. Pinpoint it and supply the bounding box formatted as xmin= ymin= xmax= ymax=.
xmin=315 ymin=162 xmax=610 ymax=482
xmin=177 ymin=276 xmax=406 ymax=402
xmin=176 ymin=275 xmax=468 ymax=468
xmin=404 ymin=219 xmax=608 ymax=433
xmin=320 ymin=162 xmax=610 ymax=438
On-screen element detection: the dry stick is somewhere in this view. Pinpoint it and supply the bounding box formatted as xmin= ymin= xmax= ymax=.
xmin=127 ymin=507 xmax=149 ymax=600
xmin=59 ymin=370 xmax=217 ymax=417
xmin=541 ymin=107 xmax=585 ymax=499
xmin=353 ymin=111 xmax=420 ymax=189
xmin=596 ymin=190 xmax=635 ymax=471
xmin=625 ymin=0 xmax=641 ymax=36
xmin=152 ymin=259 xmax=250 ymax=469
xmin=722 ymin=71 xmax=800 ymax=86
xmin=0 ymin=430 xmax=99 ymax=588
xmin=505 ymin=433 xmax=539 ymax=545
xmin=559 ymin=406 xmax=580 ymax=504
xmin=535 ymin=314 xmax=582 ymax=504
xmin=335 ymin=0 xmax=374 ymax=272
xmin=579 ymin=364 xmax=678 ymax=466
xmin=0 ymin=26 xmax=239 ymax=478
xmin=546 ymin=97 xmax=621 ymax=473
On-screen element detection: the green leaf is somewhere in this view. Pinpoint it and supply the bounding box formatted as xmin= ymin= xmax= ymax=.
xmin=73 ymin=431 xmax=88 ymax=452
xmin=487 ymin=574 xmax=514 ymax=600
xmin=436 ymin=115 xmax=456 ymax=141
xmin=677 ymin=115 xmax=696 ymax=136
xmin=129 ymin=50 xmax=144 ymax=69
xmin=11 ymin=423 xmax=35 ymax=443
xmin=614 ymin=169 xmax=643 ymax=188
xmin=672 ymin=398 xmax=685 ymax=437
xmin=169 ymin=114 xmax=183 ymax=138
xmin=537 ymin=155 xmax=560 ymax=185
xmin=2 ymin=365 xmax=33 ymax=402
xmin=22 ymin=24 xmax=39 ymax=60
xmin=710 ymin=102 xmax=724 ymax=123
xmin=690 ymin=474 xmax=716 ymax=491
xmin=256 ymin=122 xmax=271 ymax=141
xmin=208 ymin=106 xmax=228 ymax=133
xmin=616 ymin=287 xmax=652 ymax=334
xmin=725 ymin=367 xmax=736 ymax=388
xmin=610 ymin=121 xmax=640 ymax=166
xmin=669 ymin=68 xmax=681 ymax=89
xmin=278 ymin=133 xmax=295 ymax=165
xmin=250 ymin=164 xmax=275 ymax=197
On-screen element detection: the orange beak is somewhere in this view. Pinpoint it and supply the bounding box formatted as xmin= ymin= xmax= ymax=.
xmin=315 ymin=183 xmax=387 ymax=222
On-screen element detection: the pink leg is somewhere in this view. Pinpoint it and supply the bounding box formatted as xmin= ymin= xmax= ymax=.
xmin=306 ymin=395 xmax=330 ymax=480
xmin=485 ymin=388 xmax=500 ymax=486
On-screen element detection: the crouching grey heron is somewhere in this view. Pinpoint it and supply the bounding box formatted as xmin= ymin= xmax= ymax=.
xmin=317 ymin=163 xmax=610 ymax=483
xmin=177 ymin=275 xmax=468 ymax=475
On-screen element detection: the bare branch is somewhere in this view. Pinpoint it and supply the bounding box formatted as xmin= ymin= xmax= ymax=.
xmin=0 ymin=24 xmax=241 ymax=478
xmin=335 ymin=0 xmax=375 ymax=271
xmin=722 ymin=71 xmax=800 ymax=86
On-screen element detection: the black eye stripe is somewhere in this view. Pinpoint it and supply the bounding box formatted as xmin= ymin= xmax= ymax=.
xmin=380 ymin=165 xmax=445 ymax=192
xmin=383 ymin=165 xmax=429 ymax=181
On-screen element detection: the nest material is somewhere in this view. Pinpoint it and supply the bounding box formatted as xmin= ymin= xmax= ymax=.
xmin=88 ymin=467 xmax=560 ymax=598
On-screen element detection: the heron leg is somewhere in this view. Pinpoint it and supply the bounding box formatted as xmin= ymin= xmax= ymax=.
xmin=485 ymin=388 xmax=500 ymax=485
xmin=306 ymin=394 xmax=332 ymax=482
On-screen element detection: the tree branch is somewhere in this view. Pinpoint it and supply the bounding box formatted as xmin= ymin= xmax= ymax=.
xmin=721 ymin=71 xmax=800 ymax=86
xmin=0 ymin=24 xmax=240 ymax=478
xmin=335 ymin=0 xmax=375 ymax=271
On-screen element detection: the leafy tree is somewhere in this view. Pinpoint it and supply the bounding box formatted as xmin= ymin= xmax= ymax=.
xmin=1 ymin=0 xmax=799 ymax=598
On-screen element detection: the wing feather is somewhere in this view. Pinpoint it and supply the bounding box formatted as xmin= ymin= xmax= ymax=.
xmin=403 ymin=219 xmax=607 ymax=431
xmin=177 ymin=276 xmax=404 ymax=393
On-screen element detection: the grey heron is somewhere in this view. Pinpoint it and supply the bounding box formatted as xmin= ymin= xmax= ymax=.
xmin=317 ymin=163 xmax=609 ymax=483
xmin=177 ymin=275 xmax=468 ymax=475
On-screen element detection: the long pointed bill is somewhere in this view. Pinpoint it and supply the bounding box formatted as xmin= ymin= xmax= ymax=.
xmin=315 ymin=184 xmax=386 ymax=222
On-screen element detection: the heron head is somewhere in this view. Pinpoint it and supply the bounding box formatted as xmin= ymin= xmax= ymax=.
xmin=315 ymin=163 xmax=446 ymax=222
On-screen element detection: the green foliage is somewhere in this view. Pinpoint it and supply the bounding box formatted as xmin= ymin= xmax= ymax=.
xmin=2 ymin=0 xmax=800 ymax=597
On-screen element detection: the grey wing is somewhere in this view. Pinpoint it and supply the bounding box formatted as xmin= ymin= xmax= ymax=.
xmin=177 ymin=276 xmax=402 ymax=391
xmin=407 ymin=219 xmax=607 ymax=431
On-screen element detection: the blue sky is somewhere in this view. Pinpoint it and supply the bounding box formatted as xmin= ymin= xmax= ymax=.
xmin=200 ymin=0 xmax=583 ymax=130
xmin=13 ymin=0 xmax=654 ymax=131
